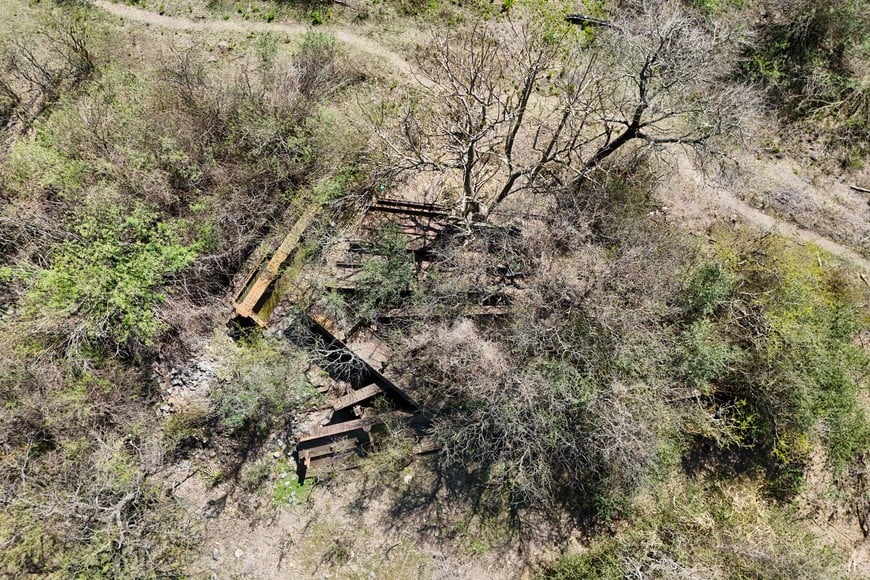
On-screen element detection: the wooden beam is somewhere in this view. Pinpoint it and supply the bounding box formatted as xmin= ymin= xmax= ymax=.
xmin=346 ymin=335 xmax=391 ymax=372
xmin=297 ymin=411 xmax=415 ymax=444
xmin=297 ymin=417 xmax=376 ymax=443
xmin=297 ymin=437 xmax=359 ymax=460
xmin=332 ymin=384 xmax=383 ymax=412
xmin=234 ymin=204 xmax=321 ymax=321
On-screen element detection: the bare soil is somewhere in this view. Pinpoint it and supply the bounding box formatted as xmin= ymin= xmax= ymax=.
xmin=163 ymin=455 xmax=543 ymax=579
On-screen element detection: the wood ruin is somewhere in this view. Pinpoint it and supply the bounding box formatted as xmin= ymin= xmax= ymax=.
xmin=229 ymin=197 xmax=453 ymax=478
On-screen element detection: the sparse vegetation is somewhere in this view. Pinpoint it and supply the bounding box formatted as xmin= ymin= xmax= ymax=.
xmin=209 ymin=332 xmax=316 ymax=434
xmin=740 ymin=0 xmax=870 ymax=157
xmin=0 ymin=0 xmax=866 ymax=577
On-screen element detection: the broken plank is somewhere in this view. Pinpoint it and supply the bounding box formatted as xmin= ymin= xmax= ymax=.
xmin=297 ymin=437 xmax=360 ymax=460
xmin=297 ymin=417 xmax=377 ymax=443
xmin=298 ymin=411 xmax=415 ymax=444
xmin=332 ymin=384 xmax=383 ymax=412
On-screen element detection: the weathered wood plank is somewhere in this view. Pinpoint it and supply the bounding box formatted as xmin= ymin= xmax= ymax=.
xmin=298 ymin=437 xmax=359 ymax=460
xmin=297 ymin=411 xmax=414 ymax=444
xmin=346 ymin=335 xmax=392 ymax=372
xmin=297 ymin=417 xmax=376 ymax=443
xmin=332 ymin=384 xmax=383 ymax=412
xmin=234 ymin=204 xmax=321 ymax=323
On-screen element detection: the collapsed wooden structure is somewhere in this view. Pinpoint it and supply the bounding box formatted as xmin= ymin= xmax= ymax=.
xmin=230 ymin=197 xmax=452 ymax=478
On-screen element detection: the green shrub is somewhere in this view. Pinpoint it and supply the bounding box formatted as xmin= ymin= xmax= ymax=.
xmin=739 ymin=0 xmax=869 ymax=154
xmin=682 ymin=262 xmax=735 ymax=316
xmin=163 ymin=401 xmax=211 ymax=450
xmin=544 ymin=477 xmax=846 ymax=579
xmin=677 ymin=319 xmax=740 ymax=391
xmin=308 ymin=9 xmax=330 ymax=25
xmin=545 ymin=545 xmax=621 ymax=580
xmin=27 ymin=190 xmax=199 ymax=347
xmin=209 ymin=332 xmax=316 ymax=434
xmin=695 ymin=234 xmax=869 ymax=492
xmin=240 ymin=460 xmax=272 ymax=492
xmin=355 ymin=223 xmax=417 ymax=320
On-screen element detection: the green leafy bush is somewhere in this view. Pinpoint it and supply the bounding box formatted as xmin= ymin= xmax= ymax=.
xmin=209 ymin=332 xmax=316 ymax=434
xmin=691 ymin=234 xmax=869 ymax=493
xmin=28 ymin=190 xmax=199 ymax=347
xmin=355 ymin=223 xmax=418 ymax=320
xmin=682 ymin=262 xmax=735 ymax=317
xmin=677 ymin=319 xmax=740 ymax=391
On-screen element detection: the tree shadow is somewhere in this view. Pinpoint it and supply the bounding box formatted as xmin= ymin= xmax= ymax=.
xmin=681 ymin=435 xmax=804 ymax=503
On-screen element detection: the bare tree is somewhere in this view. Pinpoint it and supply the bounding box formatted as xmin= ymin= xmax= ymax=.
xmin=372 ymin=3 xmax=749 ymax=222
xmin=0 ymin=11 xmax=94 ymax=143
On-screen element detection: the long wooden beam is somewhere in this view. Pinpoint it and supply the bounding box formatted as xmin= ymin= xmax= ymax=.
xmin=297 ymin=411 xmax=414 ymax=444
xmin=234 ymin=204 xmax=321 ymax=322
xmin=297 ymin=417 xmax=376 ymax=443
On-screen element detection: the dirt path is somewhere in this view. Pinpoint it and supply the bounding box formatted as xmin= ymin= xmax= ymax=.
xmin=91 ymin=0 xmax=427 ymax=84
xmin=719 ymin=193 xmax=870 ymax=272
xmin=666 ymin=156 xmax=870 ymax=272
xmin=93 ymin=0 xmax=867 ymax=273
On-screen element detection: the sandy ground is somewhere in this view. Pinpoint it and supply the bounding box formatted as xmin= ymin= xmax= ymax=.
xmin=163 ymin=456 xmax=542 ymax=579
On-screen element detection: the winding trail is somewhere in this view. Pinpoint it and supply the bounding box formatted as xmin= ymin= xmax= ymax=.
xmin=718 ymin=192 xmax=870 ymax=272
xmin=91 ymin=0 xmax=426 ymax=84
xmin=670 ymin=156 xmax=870 ymax=272
xmin=92 ymin=1 xmax=868 ymax=272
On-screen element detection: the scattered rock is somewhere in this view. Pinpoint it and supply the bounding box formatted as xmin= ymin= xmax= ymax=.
xmin=212 ymin=548 xmax=220 ymax=561
xmin=234 ymin=549 xmax=244 ymax=559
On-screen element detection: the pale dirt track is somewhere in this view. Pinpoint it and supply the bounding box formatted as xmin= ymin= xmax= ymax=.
xmin=91 ymin=0 xmax=426 ymax=84
xmin=92 ymin=0 xmax=868 ymax=272
xmin=669 ymin=156 xmax=870 ymax=272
